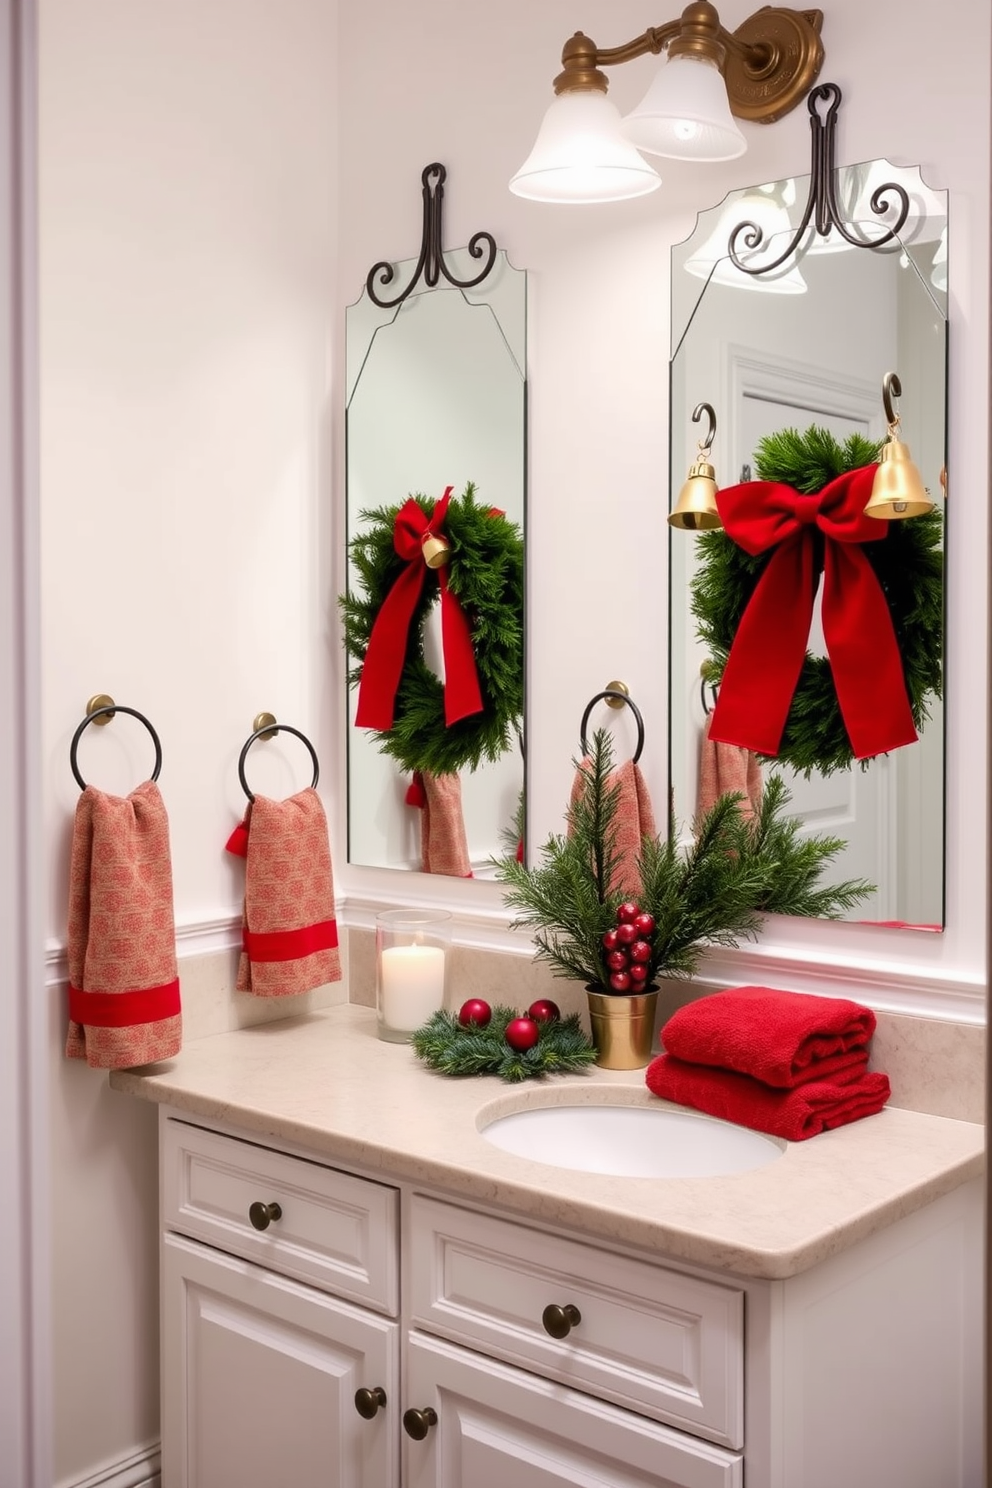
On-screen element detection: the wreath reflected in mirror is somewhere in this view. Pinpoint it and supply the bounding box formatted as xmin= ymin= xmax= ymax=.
xmin=341 ymin=481 xmax=524 ymax=777
xmin=692 ymin=426 xmax=943 ymax=777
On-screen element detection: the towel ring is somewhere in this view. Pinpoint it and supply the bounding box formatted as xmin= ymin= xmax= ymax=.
xmin=700 ymin=677 xmax=719 ymax=716
xmin=69 ymin=704 xmax=163 ymax=792
xmin=579 ymin=690 xmax=645 ymax=764
xmin=238 ymin=723 xmax=320 ymax=803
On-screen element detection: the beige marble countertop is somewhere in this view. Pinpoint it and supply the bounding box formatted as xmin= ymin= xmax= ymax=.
xmin=109 ymin=1004 xmax=984 ymax=1280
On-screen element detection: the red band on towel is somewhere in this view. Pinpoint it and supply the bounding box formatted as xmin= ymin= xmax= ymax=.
xmin=68 ymin=978 xmax=181 ymax=1028
xmin=243 ymin=918 xmax=339 ymax=963
xmin=225 ymin=821 xmax=250 ymax=857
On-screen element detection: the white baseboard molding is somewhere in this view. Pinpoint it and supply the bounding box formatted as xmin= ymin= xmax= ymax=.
xmin=58 ymin=1442 xmax=160 ymax=1488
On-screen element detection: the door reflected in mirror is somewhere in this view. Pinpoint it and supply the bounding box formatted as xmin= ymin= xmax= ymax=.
xmin=346 ymin=249 xmax=526 ymax=877
xmin=669 ymin=161 xmax=947 ymax=929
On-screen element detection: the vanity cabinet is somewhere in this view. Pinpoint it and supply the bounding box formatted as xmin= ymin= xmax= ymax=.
xmin=160 ymin=1118 xmax=401 ymax=1488
xmin=157 ymin=1107 xmax=982 ymax=1488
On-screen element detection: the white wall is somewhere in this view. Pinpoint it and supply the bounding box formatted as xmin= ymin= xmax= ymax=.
xmin=39 ymin=2 xmax=339 ymax=1480
xmin=35 ymin=0 xmax=988 ymax=1482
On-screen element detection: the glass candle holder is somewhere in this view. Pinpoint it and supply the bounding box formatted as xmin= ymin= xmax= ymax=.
xmin=375 ymin=909 xmax=451 ymax=1043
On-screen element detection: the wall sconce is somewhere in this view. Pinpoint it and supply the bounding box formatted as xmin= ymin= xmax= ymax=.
xmin=509 ymin=1 xmax=825 ymax=204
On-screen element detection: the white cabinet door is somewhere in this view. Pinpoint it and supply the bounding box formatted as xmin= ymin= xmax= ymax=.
xmin=404 ymin=1331 xmax=742 ymax=1488
xmin=162 ymin=1232 xmax=399 ymax=1488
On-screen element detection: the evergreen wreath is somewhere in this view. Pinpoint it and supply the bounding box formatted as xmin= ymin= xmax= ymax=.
xmin=691 ymin=425 xmax=944 ymax=777
xmin=411 ymin=1006 xmax=597 ymax=1083
xmin=341 ymin=482 xmax=524 ymax=776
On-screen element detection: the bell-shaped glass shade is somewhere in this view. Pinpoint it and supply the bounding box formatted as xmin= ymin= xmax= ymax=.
xmin=509 ymin=89 xmax=661 ymax=204
xmin=685 ymin=192 xmax=807 ymax=293
xmin=621 ymin=55 xmax=746 ymax=162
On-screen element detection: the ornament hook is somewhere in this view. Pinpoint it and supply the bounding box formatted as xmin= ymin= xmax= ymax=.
xmin=881 ymin=371 xmax=902 ymax=431
xmin=692 ymin=401 xmax=717 ymax=454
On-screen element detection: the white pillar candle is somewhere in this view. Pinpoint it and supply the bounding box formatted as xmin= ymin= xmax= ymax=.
xmin=379 ymin=943 xmax=445 ymax=1032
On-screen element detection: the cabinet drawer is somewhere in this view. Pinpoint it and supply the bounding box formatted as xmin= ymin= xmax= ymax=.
xmin=162 ymin=1118 xmax=398 ymax=1314
xmin=409 ymin=1193 xmax=743 ymax=1448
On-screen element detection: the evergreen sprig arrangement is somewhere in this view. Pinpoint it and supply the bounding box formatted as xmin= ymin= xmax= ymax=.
xmin=497 ymin=729 xmax=874 ymax=990
xmin=692 ymin=425 xmax=944 ymax=777
xmin=341 ymin=481 xmax=524 ymax=776
xmin=411 ymin=1006 xmax=597 ymax=1082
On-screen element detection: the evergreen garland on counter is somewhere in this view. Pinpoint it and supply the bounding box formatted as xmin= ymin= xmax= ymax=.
xmin=411 ymin=1006 xmax=597 ymax=1083
xmin=691 ymin=425 xmax=944 ymax=777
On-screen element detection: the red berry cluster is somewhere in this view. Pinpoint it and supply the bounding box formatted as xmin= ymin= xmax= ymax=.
xmin=601 ymin=901 xmax=656 ymax=993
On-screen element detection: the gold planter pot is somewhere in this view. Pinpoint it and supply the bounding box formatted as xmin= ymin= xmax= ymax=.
xmin=585 ymin=985 xmax=659 ymax=1070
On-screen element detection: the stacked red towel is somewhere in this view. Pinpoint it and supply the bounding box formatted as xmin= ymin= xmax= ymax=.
xmin=646 ymin=985 xmax=890 ymax=1141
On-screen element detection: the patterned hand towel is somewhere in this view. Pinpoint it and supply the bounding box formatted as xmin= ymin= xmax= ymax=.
xmin=660 ymin=985 xmax=877 ymax=1089
xmin=696 ymin=713 xmax=763 ymax=824
xmin=569 ymin=756 xmax=657 ymax=901
xmin=227 ymin=787 xmax=342 ymax=996
xmin=406 ymin=771 xmax=473 ymax=878
xmin=645 ymin=1054 xmax=890 ymax=1142
xmin=65 ymin=780 xmax=182 ymax=1070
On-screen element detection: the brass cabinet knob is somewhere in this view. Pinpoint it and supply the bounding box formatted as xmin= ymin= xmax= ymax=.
xmin=248 ymin=1200 xmax=283 ymax=1231
xmin=542 ymin=1302 xmax=582 ymax=1339
xmin=402 ymin=1406 xmax=438 ymax=1440
xmin=354 ymin=1386 xmax=387 ymax=1420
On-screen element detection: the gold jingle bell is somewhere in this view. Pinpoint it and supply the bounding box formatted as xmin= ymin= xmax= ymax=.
xmin=864 ymin=431 xmax=934 ymax=520
xmin=668 ymin=456 xmax=722 ymax=531
xmin=421 ymin=533 xmax=451 ymax=568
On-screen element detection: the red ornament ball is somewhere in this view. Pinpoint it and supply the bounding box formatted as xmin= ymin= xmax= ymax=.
xmin=634 ymin=912 xmax=656 ymax=937
xmin=616 ymin=901 xmax=641 ymax=923
xmin=458 ymin=998 xmax=492 ymax=1029
xmin=616 ymin=922 xmax=638 ymax=946
xmin=601 ymin=927 xmax=620 ymax=952
xmin=505 ymin=1016 xmax=540 ymax=1052
xmin=609 ymin=971 xmax=632 ymax=993
xmin=628 ymin=963 xmax=649 ymax=985
xmin=629 ymin=939 xmax=652 ymax=964
xmin=528 ymin=998 xmax=560 ymax=1024
xmin=606 ymin=949 xmax=629 ymax=973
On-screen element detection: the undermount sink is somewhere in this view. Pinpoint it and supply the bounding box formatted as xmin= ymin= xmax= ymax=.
xmin=479 ymin=1098 xmax=784 ymax=1179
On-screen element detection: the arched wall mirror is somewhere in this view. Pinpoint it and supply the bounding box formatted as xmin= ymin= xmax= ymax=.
xmin=669 ymin=134 xmax=947 ymax=929
xmin=345 ymin=167 xmax=527 ymax=877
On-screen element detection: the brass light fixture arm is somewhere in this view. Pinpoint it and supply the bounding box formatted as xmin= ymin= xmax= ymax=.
xmin=552 ymin=3 xmax=824 ymax=124
xmin=728 ymin=83 xmax=910 ymax=276
xmin=365 ymin=163 xmax=498 ymax=311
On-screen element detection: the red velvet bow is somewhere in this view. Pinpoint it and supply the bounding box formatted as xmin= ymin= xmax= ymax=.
xmin=355 ymin=487 xmax=483 ymax=731
xmin=707 ymin=467 xmax=918 ymax=761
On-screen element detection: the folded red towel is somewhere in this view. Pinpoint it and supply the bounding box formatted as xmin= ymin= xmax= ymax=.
xmin=228 ymin=787 xmax=342 ymax=997
xmin=661 ymin=985 xmax=876 ymax=1089
xmin=645 ymin=1054 xmax=890 ymax=1141
xmin=65 ymin=781 xmax=183 ymax=1070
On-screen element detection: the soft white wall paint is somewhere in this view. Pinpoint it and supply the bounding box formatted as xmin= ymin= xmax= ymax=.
xmin=38 ymin=1 xmax=339 ymax=1480
xmin=336 ymin=0 xmax=989 ymax=1018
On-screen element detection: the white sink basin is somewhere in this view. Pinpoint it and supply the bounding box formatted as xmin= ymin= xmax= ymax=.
xmin=479 ymin=1100 xmax=784 ymax=1178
